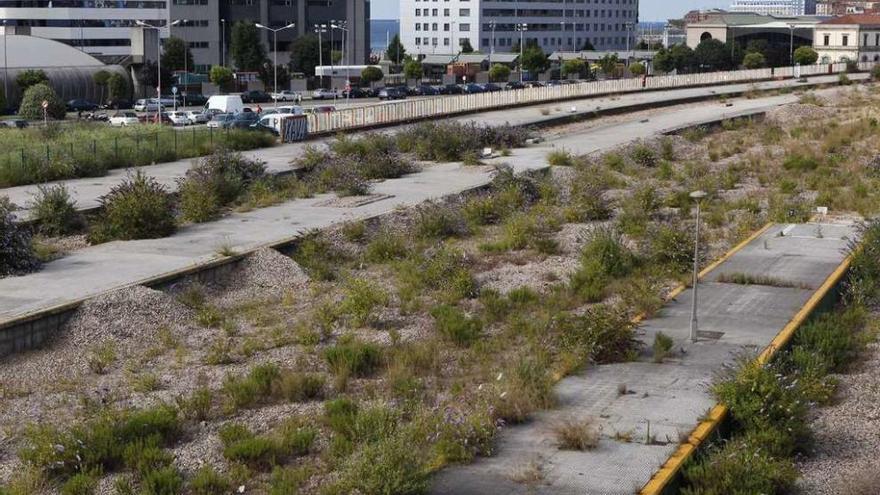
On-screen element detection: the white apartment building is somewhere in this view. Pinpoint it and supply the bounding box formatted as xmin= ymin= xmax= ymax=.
xmin=729 ymin=0 xmax=817 ymax=15
xmin=0 ymin=1 xmax=170 ymax=59
xmin=814 ymin=14 xmax=880 ymax=62
xmin=400 ymin=0 xmax=640 ymax=57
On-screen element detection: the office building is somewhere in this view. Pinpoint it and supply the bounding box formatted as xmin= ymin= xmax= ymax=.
xmin=729 ymin=0 xmax=817 ymax=16
xmin=170 ymin=0 xmax=370 ymax=73
xmin=0 ymin=1 xmax=169 ymax=62
xmin=399 ymin=0 xmax=640 ymax=56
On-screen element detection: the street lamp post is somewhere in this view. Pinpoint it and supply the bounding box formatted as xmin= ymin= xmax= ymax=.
xmin=489 ymin=21 xmax=496 ymax=67
xmin=175 ymin=19 xmax=188 ymax=102
xmin=689 ymin=190 xmax=707 ymax=343
xmin=315 ymin=24 xmax=327 ymax=88
xmin=220 ymin=19 xmax=226 ymax=66
xmin=256 ymin=22 xmax=296 ymax=108
xmin=516 ymin=23 xmax=528 ymax=83
xmin=331 ymin=23 xmax=350 ymax=107
xmin=789 ymin=24 xmax=795 ymax=66
xmin=137 ymin=19 xmax=182 ymax=123
xmin=2 ymin=20 xmax=8 ymax=110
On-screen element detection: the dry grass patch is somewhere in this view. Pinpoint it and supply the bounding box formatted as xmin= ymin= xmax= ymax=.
xmin=553 ymin=417 xmax=600 ymax=451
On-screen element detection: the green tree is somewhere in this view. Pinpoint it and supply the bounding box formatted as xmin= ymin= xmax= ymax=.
xmin=794 ymin=46 xmax=819 ymax=65
xmin=0 ymin=85 xmax=6 ymax=112
xmin=258 ymin=63 xmax=291 ymax=92
xmin=107 ymin=73 xmax=130 ymax=102
xmin=403 ymin=58 xmax=423 ymax=80
xmin=18 ymin=83 xmax=65 ymax=120
xmin=561 ymin=58 xmax=587 ymax=78
xmin=520 ymin=43 xmax=549 ymax=76
xmin=695 ymin=39 xmax=731 ymax=71
xmin=92 ymin=70 xmax=112 ymax=104
xmin=16 ymin=69 xmax=48 ymax=91
xmin=162 ymin=36 xmax=193 ymax=72
xmin=742 ymin=51 xmax=766 ymax=69
xmin=386 ymin=34 xmax=406 ymax=63
xmin=139 ymin=61 xmax=173 ymax=97
xmin=598 ymin=53 xmax=620 ymax=76
xmin=289 ymin=34 xmax=330 ymax=77
xmin=331 ymin=50 xmax=343 ymax=64
xmin=488 ymin=63 xmax=511 ymax=82
xmin=460 ymin=39 xmax=474 ymax=53
xmin=629 ymin=61 xmax=646 ymax=76
xmin=360 ymin=66 xmax=384 ymax=85
xmin=210 ymin=66 xmax=235 ymax=93
xmin=230 ymin=21 xmax=267 ymax=71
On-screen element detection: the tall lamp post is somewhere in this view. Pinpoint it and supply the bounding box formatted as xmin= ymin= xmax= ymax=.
xmin=689 ymin=190 xmax=707 ymax=343
xmin=174 ymin=19 xmax=188 ymax=102
xmin=330 ymin=22 xmax=349 ymax=106
xmin=516 ymin=23 xmax=528 ymax=83
xmin=256 ymin=22 xmax=296 ymax=107
xmin=315 ymin=24 xmax=327 ymax=89
xmin=137 ymin=19 xmax=182 ymax=123
xmin=489 ymin=21 xmax=496 ymax=67
xmin=789 ymin=24 xmax=796 ymax=66
xmin=220 ymin=18 xmax=226 ymax=66
xmin=2 ymin=20 xmax=8 ymax=111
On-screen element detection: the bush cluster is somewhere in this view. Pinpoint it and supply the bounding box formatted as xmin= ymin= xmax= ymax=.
xmin=89 ymin=171 xmax=176 ymax=243
xmin=0 ymin=197 xmax=40 ymax=276
xmin=18 ymin=83 xmax=65 ymax=120
xmin=430 ymin=304 xmax=482 ymax=346
xmin=179 ymin=148 xmax=267 ymax=223
xmin=223 ymin=363 xmax=324 ymax=411
xmin=28 ymin=184 xmax=83 ymax=236
xmin=219 ymin=421 xmax=315 ymax=471
xmin=396 ymin=121 xmax=530 ymax=162
xmin=569 ymin=225 xmax=638 ymax=302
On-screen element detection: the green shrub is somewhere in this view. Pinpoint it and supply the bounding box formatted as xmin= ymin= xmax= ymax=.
xmin=415 ymin=203 xmax=469 ymax=239
xmin=430 ymin=304 xmax=482 ymax=346
xmin=140 ymin=466 xmax=183 ymax=495
xmin=190 ymin=466 xmax=230 ymax=495
xmin=557 ymin=304 xmax=639 ymax=363
xmin=846 ymin=219 xmax=880 ymax=305
xmin=60 ymin=471 xmax=98 ymax=495
xmin=396 ymin=121 xmax=528 ymax=162
xmin=630 ymin=144 xmax=657 ymax=167
xmin=397 ymin=247 xmax=476 ymax=303
xmin=272 ymin=371 xmax=325 ymax=402
xmin=220 ymin=422 xmax=315 ymax=471
xmin=339 ymin=278 xmax=389 ymax=327
xmin=782 ymin=153 xmax=821 ymax=172
xmin=292 ymin=231 xmax=348 ymax=281
xmin=223 ymin=363 xmax=280 ymax=410
xmin=269 ymin=466 xmax=310 ymax=495
xmin=682 ymin=435 xmax=798 ymax=495
xmin=89 ymin=171 xmax=176 ymax=243
xmin=18 ymin=83 xmax=65 ymax=120
xmin=179 ymin=148 xmax=266 ymax=223
xmin=649 ymin=222 xmax=694 ymax=273
xmin=712 ymin=359 xmax=810 ymax=457
xmin=792 ymin=308 xmax=864 ymax=371
xmin=333 ymin=434 xmax=428 ymax=495
xmin=0 ymin=197 xmax=40 ymax=276
xmin=364 ymin=231 xmax=409 ymax=263
xmin=28 ymin=184 xmax=83 ymax=236
xmin=569 ymin=226 xmax=636 ymax=301
xmin=324 ymin=339 xmax=383 ymax=379
xmin=493 ymin=355 xmax=556 ymax=423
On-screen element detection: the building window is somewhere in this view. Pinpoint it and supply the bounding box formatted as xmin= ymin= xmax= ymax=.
xmin=823 ymin=34 xmax=829 ymax=46
xmin=843 ymin=35 xmax=848 ymax=47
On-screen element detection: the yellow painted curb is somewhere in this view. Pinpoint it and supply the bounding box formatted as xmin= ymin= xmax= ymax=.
xmin=639 ymin=224 xmax=852 ymax=495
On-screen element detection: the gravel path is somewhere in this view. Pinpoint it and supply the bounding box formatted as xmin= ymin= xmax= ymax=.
xmin=796 ymin=338 xmax=880 ymax=494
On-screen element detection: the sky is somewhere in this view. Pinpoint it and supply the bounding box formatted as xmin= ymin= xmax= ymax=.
xmin=371 ymin=0 xmax=730 ymax=22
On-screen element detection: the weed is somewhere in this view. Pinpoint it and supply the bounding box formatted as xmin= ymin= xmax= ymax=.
xmin=204 ymin=337 xmax=234 ymax=365
xmin=29 ymin=184 xmax=83 ymax=236
xmin=630 ymin=144 xmax=658 ymax=168
xmin=652 ymin=332 xmax=674 ymax=363
xmin=271 ymin=371 xmax=325 ymax=402
xmin=430 ymin=304 xmax=482 ymax=346
xmin=140 ymin=466 xmax=184 ymax=495
xmin=554 ymin=418 xmax=600 ymax=450
xmin=292 ymin=231 xmax=348 ymax=281
xmin=0 ymin=197 xmax=40 ymax=276
xmin=364 ymin=230 xmax=409 ymax=263
xmin=131 ymin=373 xmax=162 ymax=393
xmin=339 ymin=278 xmax=389 ymax=327
xmin=682 ymin=436 xmax=797 ymax=495
xmin=341 ymin=220 xmax=366 ymax=243
xmin=415 ymin=203 xmax=469 ymax=240
xmin=547 ymin=150 xmax=575 ymax=167
xmin=324 ymin=338 xmax=383 ymax=381
xmin=716 ymin=272 xmax=810 ymax=289
xmin=269 ymin=466 xmax=310 ymax=495
xmin=493 ymin=354 xmax=556 ymax=424
xmin=190 ymin=466 xmax=230 ymax=495
xmin=60 ymin=470 xmax=98 ymax=495
xmin=86 ymin=342 xmax=117 ymax=375
xmin=332 ymin=433 xmax=428 ymax=495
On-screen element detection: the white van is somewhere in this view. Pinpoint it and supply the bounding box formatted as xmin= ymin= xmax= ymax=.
xmin=205 ymin=95 xmax=244 ymax=114
xmin=275 ymin=105 xmax=305 ymax=116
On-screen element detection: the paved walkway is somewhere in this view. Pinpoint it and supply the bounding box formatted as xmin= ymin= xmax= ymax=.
xmin=430 ymin=221 xmax=855 ymax=494
xmin=1 ymin=72 xmax=861 ymax=217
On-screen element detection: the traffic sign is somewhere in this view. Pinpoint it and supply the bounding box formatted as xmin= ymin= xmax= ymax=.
xmin=41 ymin=100 xmax=48 ymax=109
xmin=172 ymin=86 xmax=178 ymax=95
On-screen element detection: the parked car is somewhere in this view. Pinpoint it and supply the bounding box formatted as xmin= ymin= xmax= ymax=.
xmin=109 ymin=111 xmax=139 ymax=127
xmin=241 ymin=90 xmax=271 ymax=104
xmin=413 ymin=85 xmax=440 ymax=96
xmin=229 ymin=112 xmax=260 ymax=129
xmin=158 ymin=96 xmax=178 ymax=107
xmin=482 ymin=83 xmax=503 ymax=92
xmin=271 ymin=90 xmax=300 ymax=102
xmin=102 ymin=99 xmax=133 ymax=110
xmin=312 ymin=88 xmax=340 ymax=100
xmin=306 ymin=105 xmax=336 ymax=114
xmin=441 ymin=84 xmax=464 ymax=95
xmin=144 ymin=112 xmax=174 ymax=125
xmin=545 ymin=80 xmax=563 ymax=87
xmin=134 ymin=99 xmax=162 ymax=112
xmin=342 ymin=87 xmax=371 ymax=98
xmin=275 ymin=105 xmax=306 ymax=115
xmin=67 ymin=99 xmax=99 ymax=112
xmin=181 ymin=94 xmax=208 ymax=106
xmin=166 ymin=111 xmax=192 ymax=126
xmin=524 ymin=81 xmax=544 ymax=88
xmin=378 ymin=87 xmax=407 ymax=100
xmin=185 ymin=110 xmax=210 ymax=124
xmin=0 ymin=119 xmax=29 ymax=129
xmin=462 ymin=83 xmax=485 ymax=94
xmin=206 ymin=113 xmax=235 ymax=129
xmin=251 ymin=114 xmax=285 ymax=135
xmin=505 ymin=81 xmax=525 ymax=90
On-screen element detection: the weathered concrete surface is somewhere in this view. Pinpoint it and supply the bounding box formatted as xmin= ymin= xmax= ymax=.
xmin=1 ymin=72 xmax=863 ymax=216
xmin=429 ymin=222 xmax=855 ymax=495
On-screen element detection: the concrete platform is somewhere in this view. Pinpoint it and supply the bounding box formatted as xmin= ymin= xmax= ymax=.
xmin=429 ymin=221 xmax=855 ymax=495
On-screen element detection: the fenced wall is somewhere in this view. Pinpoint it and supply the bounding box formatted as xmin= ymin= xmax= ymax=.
xmin=306 ymin=62 xmax=870 ymax=136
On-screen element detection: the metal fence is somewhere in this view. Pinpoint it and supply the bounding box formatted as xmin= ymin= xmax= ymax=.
xmin=305 ymin=62 xmax=872 ymax=137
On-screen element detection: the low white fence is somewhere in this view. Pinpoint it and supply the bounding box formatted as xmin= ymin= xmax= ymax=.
xmin=305 ymin=62 xmax=871 ymax=137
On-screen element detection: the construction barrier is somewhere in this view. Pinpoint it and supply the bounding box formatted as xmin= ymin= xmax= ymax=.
xmin=281 ymin=115 xmax=308 ymax=143
xmin=304 ymin=62 xmax=874 ymax=138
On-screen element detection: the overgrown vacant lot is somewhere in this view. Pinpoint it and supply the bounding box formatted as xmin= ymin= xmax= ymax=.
xmin=3 ymin=86 xmax=880 ymax=494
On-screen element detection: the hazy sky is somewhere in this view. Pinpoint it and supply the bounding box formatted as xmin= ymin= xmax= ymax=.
xmin=371 ymin=0 xmax=730 ymax=22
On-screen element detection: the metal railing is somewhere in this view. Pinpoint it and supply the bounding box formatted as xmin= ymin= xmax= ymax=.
xmin=306 ymin=62 xmax=871 ymax=136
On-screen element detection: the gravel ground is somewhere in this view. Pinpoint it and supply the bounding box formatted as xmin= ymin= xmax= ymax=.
xmin=796 ymin=338 xmax=880 ymax=494
xmin=765 ymin=103 xmax=833 ymax=128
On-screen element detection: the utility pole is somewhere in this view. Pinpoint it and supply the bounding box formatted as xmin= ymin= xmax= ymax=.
xmin=689 ymin=190 xmax=707 ymax=343
xmin=315 ymin=24 xmax=327 ymax=88
xmin=220 ymin=19 xmax=226 ymax=66
xmin=256 ymin=22 xmax=296 ymax=108
xmin=516 ymin=23 xmax=528 ymax=83
xmin=137 ymin=20 xmax=182 ymax=122
xmin=1 ymin=20 xmax=8 ymax=109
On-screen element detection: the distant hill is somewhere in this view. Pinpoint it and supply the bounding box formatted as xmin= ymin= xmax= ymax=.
xmin=371 ymin=19 xmax=400 ymax=52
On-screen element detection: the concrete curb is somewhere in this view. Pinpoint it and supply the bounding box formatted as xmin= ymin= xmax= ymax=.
xmin=638 ymin=226 xmax=853 ymax=495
